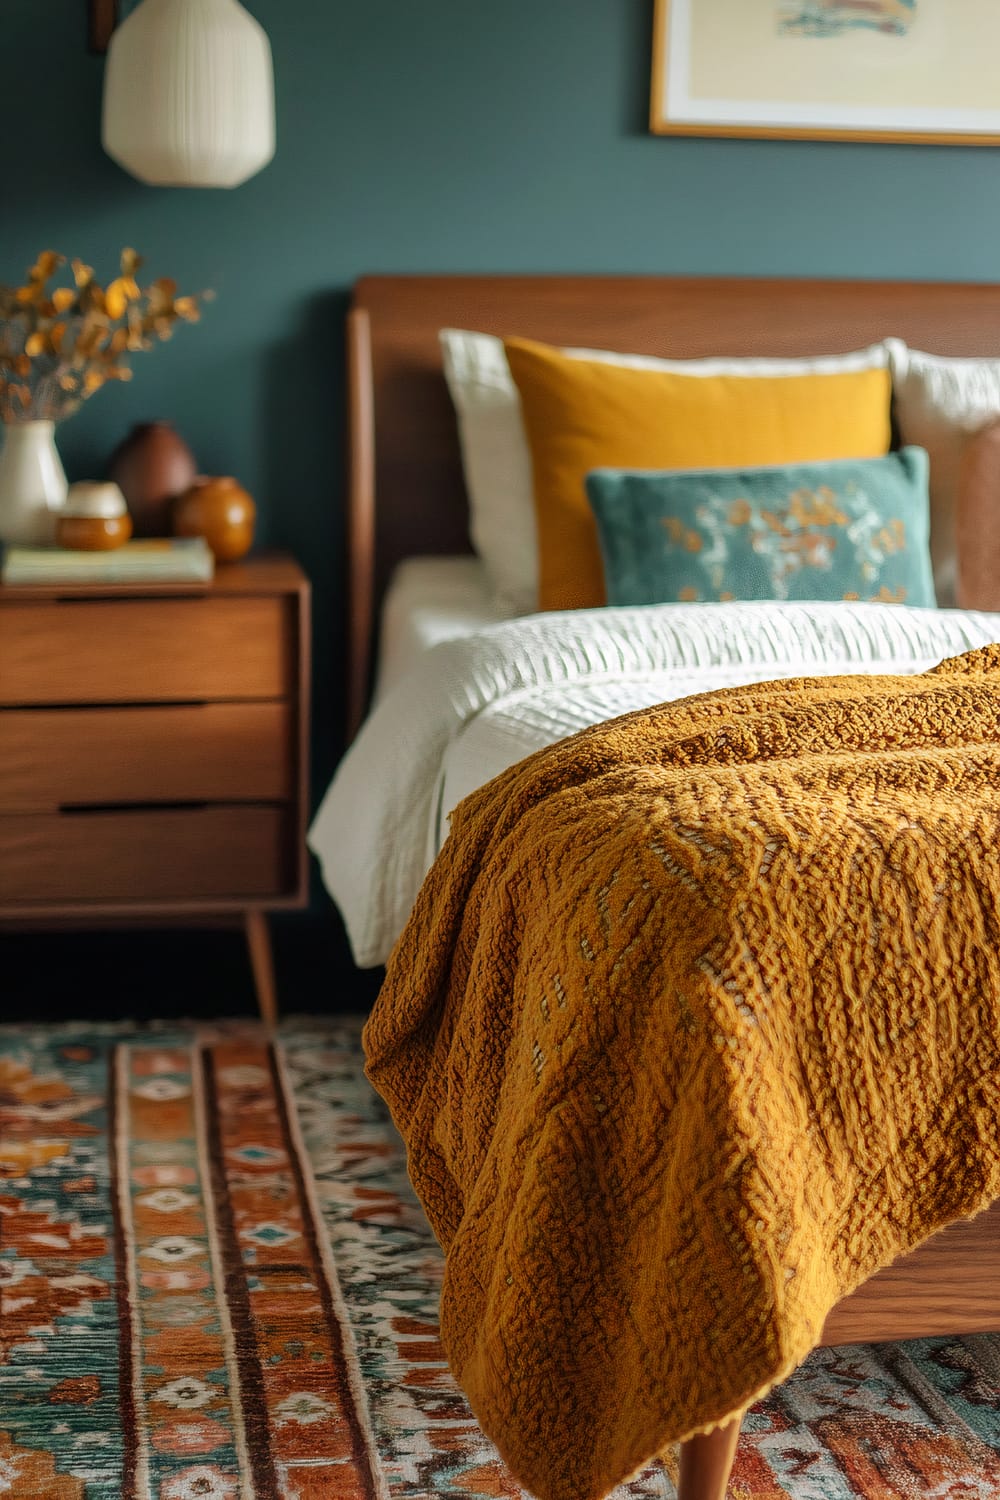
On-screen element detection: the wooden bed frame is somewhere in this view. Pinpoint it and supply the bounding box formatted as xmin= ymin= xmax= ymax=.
xmin=346 ymin=274 xmax=1000 ymax=1499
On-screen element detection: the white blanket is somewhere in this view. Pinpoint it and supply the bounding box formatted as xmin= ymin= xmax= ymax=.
xmin=309 ymin=601 xmax=1000 ymax=967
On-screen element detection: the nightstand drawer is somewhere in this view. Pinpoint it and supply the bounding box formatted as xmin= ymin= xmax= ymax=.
xmin=0 ymin=597 xmax=292 ymax=704
xmin=0 ymin=807 xmax=290 ymax=906
xmin=0 ymin=704 xmax=293 ymax=811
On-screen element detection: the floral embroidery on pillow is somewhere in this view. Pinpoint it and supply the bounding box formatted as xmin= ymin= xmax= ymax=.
xmin=677 ymin=482 xmax=911 ymax=601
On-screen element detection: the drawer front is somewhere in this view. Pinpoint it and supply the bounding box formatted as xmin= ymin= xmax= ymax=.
xmin=0 ymin=807 xmax=290 ymax=907
xmin=0 ymin=704 xmax=293 ymax=811
xmin=0 ymin=597 xmax=291 ymax=705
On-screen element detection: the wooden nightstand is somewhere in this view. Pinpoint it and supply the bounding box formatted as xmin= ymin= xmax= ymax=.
xmin=0 ymin=554 xmax=310 ymax=1023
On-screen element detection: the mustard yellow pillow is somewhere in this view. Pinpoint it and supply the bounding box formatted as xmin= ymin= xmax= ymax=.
xmin=503 ymin=337 xmax=893 ymax=612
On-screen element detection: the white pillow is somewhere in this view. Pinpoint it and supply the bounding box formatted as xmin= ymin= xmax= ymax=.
xmin=439 ymin=329 xmax=538 ymax=613
xmin=440 ymin=329 xmax=891 ymax=611
xmin=887 ymin=339 xmax=1000 ymax=607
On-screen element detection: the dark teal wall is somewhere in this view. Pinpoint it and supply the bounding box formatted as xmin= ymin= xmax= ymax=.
xmin=7 ymin=0 xmax=1000 ymax=796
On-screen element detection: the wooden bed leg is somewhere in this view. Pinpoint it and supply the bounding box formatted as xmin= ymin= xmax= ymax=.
xmin=677 ymin=1413 xmax=743 ymax=1500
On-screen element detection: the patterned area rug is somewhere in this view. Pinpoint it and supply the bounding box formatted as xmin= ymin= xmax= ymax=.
xmin=2 ymin=1018 xmax=1000 ymax=1500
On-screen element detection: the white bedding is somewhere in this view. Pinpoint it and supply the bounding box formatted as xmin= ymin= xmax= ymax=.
xmin=373 ymin=555 xmax=513 ymax=699
xmin=310 ymin=600 xmax=1000 ymax=968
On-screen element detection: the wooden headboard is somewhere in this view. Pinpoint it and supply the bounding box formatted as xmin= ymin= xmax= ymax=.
xmin=346 ymin=274 xmax=1000 ymax=734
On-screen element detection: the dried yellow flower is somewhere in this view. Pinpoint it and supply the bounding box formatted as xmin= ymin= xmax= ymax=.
xmin=28 ymin=251 xmax=64 ymax=284
xmin=105 ymin=279 xmax=133 ymax=319
xmin=0 ymin=248 xmax=210 ymax=424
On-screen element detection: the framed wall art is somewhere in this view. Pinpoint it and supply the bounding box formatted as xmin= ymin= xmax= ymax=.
xmin=651 ymin=1 xmax=1000 ymax=145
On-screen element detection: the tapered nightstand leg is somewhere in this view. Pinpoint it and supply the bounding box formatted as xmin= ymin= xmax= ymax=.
xmin=245 ymin=909 xmax=278 ymax=1026
xmin=677 ymin=1414 xmax=743 ymax=1500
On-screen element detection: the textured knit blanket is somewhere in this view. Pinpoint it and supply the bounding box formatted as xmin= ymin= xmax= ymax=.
xmin=363 ymin=645 xmax=1000 ymax=1500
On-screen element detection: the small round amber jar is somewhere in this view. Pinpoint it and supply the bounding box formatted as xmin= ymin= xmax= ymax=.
xmin=174 ymin=476 xmax=256 ymax=562
xmin=57 ymin=483 xmax=132 ymax=551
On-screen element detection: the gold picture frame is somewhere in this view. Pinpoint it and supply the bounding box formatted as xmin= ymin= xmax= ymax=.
xmin=650 ymin=0 xmax=1000 ymax=146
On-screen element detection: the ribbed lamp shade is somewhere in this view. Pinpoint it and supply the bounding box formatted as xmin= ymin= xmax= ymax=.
xmin=102 ymin=0 xmax=275 ymax=188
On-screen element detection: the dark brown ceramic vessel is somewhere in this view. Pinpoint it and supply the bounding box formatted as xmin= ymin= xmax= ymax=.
xmin=107 ymin=422 xmax=197 ymax=537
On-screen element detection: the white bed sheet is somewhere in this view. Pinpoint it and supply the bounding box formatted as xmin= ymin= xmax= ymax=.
xmin=373 ymin=555 xmax=514 ymax=700
xmin=311 ymin=599 xmax=1000 ymax=968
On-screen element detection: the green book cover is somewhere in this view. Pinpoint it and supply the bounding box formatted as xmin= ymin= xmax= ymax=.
xmin=2 ymin=537 xmax=215 ymax=585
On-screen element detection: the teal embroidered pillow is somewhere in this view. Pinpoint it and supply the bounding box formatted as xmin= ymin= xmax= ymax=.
xmin=585 ymin=448 xmax=935 ymax=608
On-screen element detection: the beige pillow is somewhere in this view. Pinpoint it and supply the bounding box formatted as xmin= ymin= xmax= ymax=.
xmin=956 ymin=417 xmax=1000 ymax=612
xmin=888 ymin=340 xmax=1000 ymax=606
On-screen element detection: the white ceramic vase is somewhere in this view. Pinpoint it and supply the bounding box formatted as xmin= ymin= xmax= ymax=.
xmin=0 ymin=421 xmax=69 ymax=546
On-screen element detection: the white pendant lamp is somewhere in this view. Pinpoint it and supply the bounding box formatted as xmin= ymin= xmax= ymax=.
xmin=102 ymin=0 xmax=275 ymax=188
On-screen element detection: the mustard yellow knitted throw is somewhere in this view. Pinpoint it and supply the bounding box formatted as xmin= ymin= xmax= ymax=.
xmin=363 ymin=646 xmax=1000 ymax=1500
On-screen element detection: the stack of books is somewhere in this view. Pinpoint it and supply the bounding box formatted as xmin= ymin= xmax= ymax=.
xmin=1 ymin=537 xmax=215 ymax=586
